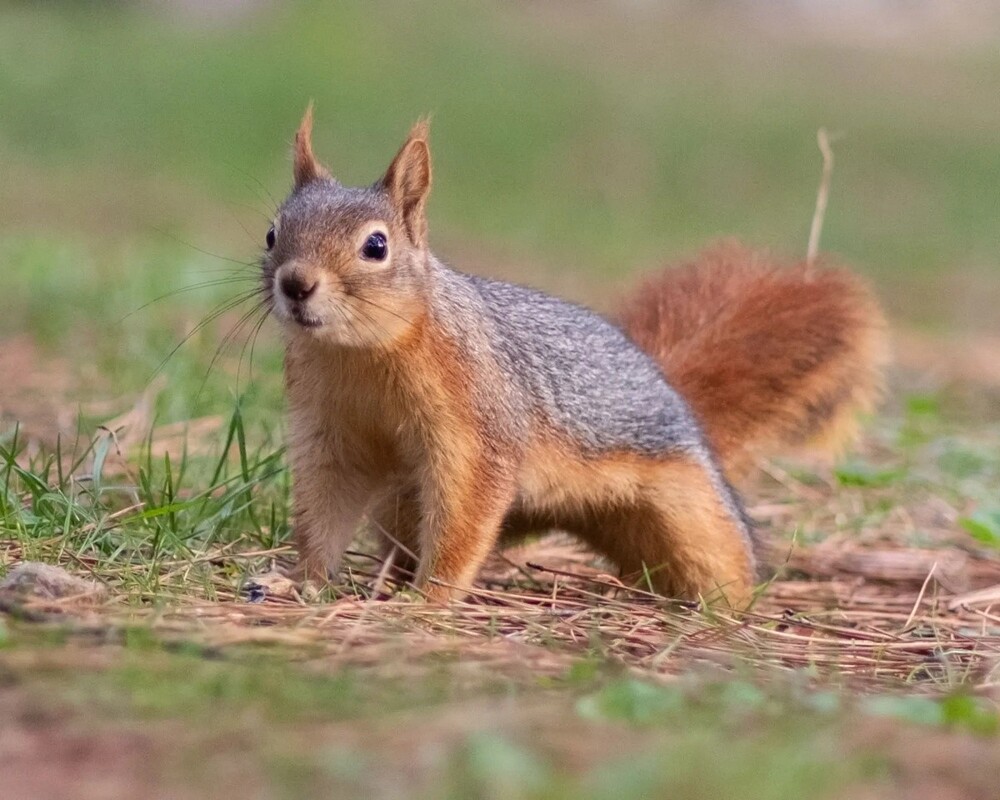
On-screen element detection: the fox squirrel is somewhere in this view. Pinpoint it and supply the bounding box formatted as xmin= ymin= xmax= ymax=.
xmin=262 ymin=108 xmax=887 ymax=606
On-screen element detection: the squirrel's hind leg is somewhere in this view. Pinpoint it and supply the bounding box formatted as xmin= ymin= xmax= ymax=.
xmin=588 ymin=457 xmax=757 ymax=607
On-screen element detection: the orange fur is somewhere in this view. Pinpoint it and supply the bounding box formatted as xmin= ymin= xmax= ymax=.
xmin=372 ymin=437 xmax=752 ymax=601
xmin=617 ymin=241 xmax=889 ymax=480
xmin=504 ymin=440 xmax=754 ymax=606
xmin=287 ymin=316 xmax=517 ymax=601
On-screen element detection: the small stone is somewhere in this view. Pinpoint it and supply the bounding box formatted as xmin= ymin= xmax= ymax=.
xmin=0 ymin=562 xmax=107 ymax=602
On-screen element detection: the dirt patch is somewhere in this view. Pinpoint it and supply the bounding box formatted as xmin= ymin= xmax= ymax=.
xmin=0 ymin=335 xmax=81 ymax=450
xmin=0 ymin=681 xmax=273 ymax=800
xmin=1 ymin=688 xmax=168 ymax=800
xmin=847 ymin=718 xmax=1000 ymax=800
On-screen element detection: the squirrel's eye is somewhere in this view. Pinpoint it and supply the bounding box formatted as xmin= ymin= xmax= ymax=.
xmin=361 ymin=231 xmax=388 ymax=262
xmin=265 ymin=225 xmax=276 ymax=250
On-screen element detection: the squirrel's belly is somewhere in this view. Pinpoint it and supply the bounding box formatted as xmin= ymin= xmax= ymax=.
xmin=515 ymin=437 xmax=650 ymax=513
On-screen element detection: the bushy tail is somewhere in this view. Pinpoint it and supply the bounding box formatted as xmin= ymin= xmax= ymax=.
xmin=618 ymin=241 xmax=888 ymax=480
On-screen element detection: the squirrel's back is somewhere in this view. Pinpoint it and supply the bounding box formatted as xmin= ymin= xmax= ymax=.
xmin=430 ymin=262 xmax=706 ymax=458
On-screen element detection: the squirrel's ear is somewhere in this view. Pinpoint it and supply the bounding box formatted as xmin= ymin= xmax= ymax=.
xmin=381 ymin=119 xmax=432 ymax=247
xmin=293 ymin=103 xmax=332 ymax=188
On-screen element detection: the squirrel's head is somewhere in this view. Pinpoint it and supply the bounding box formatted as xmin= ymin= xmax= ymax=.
xmin=263 ymin=106 xmax=431 ymax=347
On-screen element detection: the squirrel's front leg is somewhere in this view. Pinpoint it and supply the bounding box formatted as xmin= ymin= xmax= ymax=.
xmin=288 ymin=437 xmax=376 ymax=584
xmin=414 ymin=456 xmax=516 ymax=602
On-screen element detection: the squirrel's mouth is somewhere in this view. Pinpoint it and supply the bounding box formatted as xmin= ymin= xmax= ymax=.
xmin=290 ymin=307 xmax=323 ymax=328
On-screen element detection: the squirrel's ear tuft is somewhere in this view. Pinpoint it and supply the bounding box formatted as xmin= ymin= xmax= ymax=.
xmin=293 ymin=103 xmax=332 ymax=187
xmin=381 ymin=119 xmax=432 ymax=247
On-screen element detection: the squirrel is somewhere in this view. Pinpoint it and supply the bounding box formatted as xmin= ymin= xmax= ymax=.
xmin=261 ymin=107 xmax=887 ymax=607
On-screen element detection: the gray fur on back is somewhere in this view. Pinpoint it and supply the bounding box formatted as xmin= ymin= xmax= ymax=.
xmin=427 ymin=258 xmax=705 ymax=457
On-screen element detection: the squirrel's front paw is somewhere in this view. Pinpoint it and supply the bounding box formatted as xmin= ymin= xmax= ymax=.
xmin=419 ymin=581 xmax=474 ymax=605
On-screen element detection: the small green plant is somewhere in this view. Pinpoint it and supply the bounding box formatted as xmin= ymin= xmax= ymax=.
xmin=959 ymin=509 xmax=1000 ymax=548
xmin=834 ymin=459 xmax=905 ymax=488
xmin=576 ymin=679 xmax=684 ymax=725
xmin=863 ymin=692 xmax=999 ymax=736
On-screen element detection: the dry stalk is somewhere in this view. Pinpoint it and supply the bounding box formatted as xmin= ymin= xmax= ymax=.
xmin=6 ymin=507 xmax=1000 ymax=692
xmin=806 ymin=127 xmax=835 ymax=270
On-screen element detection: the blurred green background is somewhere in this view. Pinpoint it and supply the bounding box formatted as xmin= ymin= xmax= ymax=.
xmin=3 ymin=7 xmax=1000 ymax=796
xmin=2 ymin=0 xmax=999 ymax=425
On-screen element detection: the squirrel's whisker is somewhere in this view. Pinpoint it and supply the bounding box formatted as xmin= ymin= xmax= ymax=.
xmin=208 ymin=295 xmax=269 ymax=378
xmin=244 ymin=304 xmax=274 ymax=385
xmin=220 ymin=159 xmax=280 ymax=213
xmin=235 ymin=300 xmax=274 ymax=394
xmin=197 ymin=295 xmax=270 ymax=401
xmin=151 ymin=226 xmax=264 ymax=268
xmin=329 ymin=297 xmax=377 ymax=353
xmin=349 ymin=293 xmax=416 ymax=328
xmin=342 ymin=296 xmax=396 ymax=354
xmin=122 ymin=277 xmax=259 ymax=323
xmin=150 ymin=288 xmax=263 ymax=381
xmin=194 ymin=264 xmax=260 ymax=275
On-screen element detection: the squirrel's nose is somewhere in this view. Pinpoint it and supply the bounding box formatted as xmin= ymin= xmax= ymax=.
xmin=280 ymin=274 xmax=318 ymax=302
